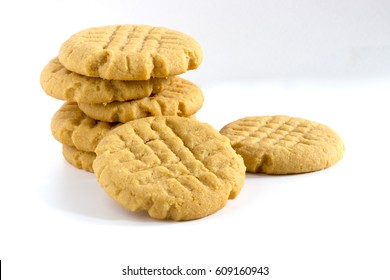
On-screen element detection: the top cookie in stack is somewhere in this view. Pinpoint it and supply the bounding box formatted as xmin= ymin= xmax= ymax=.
xmin=41 ymin=24 xmax=205 ymax=172
xmin=58 ymin=25 xmax=203 ymax=80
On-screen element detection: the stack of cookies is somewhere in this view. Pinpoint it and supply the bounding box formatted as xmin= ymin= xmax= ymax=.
xmin=40 ymin=24 xmax=345 ymax=221
xmin=41 ymin=25 xmax=204 ymax=172
xmin=40 ymin=24 xmax=248 ymax=221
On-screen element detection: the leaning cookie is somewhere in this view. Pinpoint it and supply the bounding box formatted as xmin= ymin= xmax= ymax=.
xmin=93 ymin=116 xmax=246 ymax=221
xmin=40 ymin=58 xmax=177 ymax=104
xmin=62 ymin=144 xmax=96 ymax=173
xmin=78 ymin=78 xmax=203 ymax=122
xmin=59 ymin=25 xmax=203 ymax=80
xmin=220 ymin=115 xmax=344 ymax=174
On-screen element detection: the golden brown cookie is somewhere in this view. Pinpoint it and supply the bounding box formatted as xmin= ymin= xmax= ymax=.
xmin=220 ymin=115 xmax=344 ymax=174
xmin=51 ymin=102 xmax=121 ymax=153
xmin=93 ymin=116 xmax=246 ymax=221
xmin=62 ymin=144 xmax=96 ymax=172
xmin=58 ymin=25 xmax=203 ymax=80
xmin=78 ymin=77 xmax=203 ymax=122
xmin=40 ymin=57 xmax=176 ymax=103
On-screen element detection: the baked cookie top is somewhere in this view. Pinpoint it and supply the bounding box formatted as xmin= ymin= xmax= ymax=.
xmin=220 ymin=115 xmax=344 ymax=174
xmin=41 ymin=57 xmax=174 ymax=103
xmin=58 ymin=25 xmax=203 ymax=80
xmin=51 ymin=102 xmax=120 ymax=152
xmin=93 ymin=116 xmax=246 ymax=221
xmin=78 ymin=77 xmax=204 ymax=122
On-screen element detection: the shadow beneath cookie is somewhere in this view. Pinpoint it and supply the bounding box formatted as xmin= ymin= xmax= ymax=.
xmin=39 ymin=160 xmax=171 ymax=225
xmin=245 ymin=171 xmax=308 ymax=180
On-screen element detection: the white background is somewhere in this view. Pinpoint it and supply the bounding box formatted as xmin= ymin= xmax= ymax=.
xmin=1 ymin=1 xmax=390 ymax=279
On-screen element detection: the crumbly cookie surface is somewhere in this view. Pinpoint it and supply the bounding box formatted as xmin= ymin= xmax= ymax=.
xmin=58 ymin=25 xmax=203 ymax=80
xmin=51 ymin=102 xmax=121 ymax=152
xmin=93 ymin=116 xmax=246 ymax=221
xmin=220 ymin=115 xmax=344 ymax=174
xmin=78 ymin=77 xmax=203 ymax=122
xmin=40 ymin=57 xmax=174 ymax=103
xmin=62 ymin=144 xmax=96 ymax=173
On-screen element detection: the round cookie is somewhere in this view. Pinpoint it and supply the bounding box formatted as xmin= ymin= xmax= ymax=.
xmin=220 ymin=115 xmax=344 ymax=174
xmin=93 ymin=116 xmax=246 ymax=221
xmin=62 ymin=144 xmax=96 ymax=173
xmin=51 ymin=102 xmax=121 ymax=153
xmin=58 ymin=25 xmax=203 ymax=80
xmin=40 ymin=57 xmax=177 ymax=104
xmin=51 ymin=102 xmax=197 ymax=152
xmin=78 ymin=78 xmax=204 ymax=122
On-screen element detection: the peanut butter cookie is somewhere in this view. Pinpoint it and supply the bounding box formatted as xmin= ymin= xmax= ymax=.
xmin=220 ymin=115 xmax=344 ymax=174
xmin=93 ymin=116 xmax=246 ymax=220
xmin=59 ymin=25 xmax=203 ymax=80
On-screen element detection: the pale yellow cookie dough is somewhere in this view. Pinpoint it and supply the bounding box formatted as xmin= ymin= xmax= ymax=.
xmin=41 ymin=57 xmax=175 ymax=103
xmin=78 ymin=77 xmax=203 ymax=122
xmin=59 ymin=25 xmax=203 ymax=80
xmin=62 ymin=144 xmax=96 ymax=173
xmin=51 ymin=102 xmax=121 ymax=153
xmin=93 ymin=116 xmax=246 ymax=221
xmin=220 ymin=115 xmax=344 ymax=174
